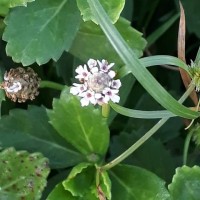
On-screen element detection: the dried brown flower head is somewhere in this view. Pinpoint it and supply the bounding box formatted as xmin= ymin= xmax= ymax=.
xmin=0 ymin=67 xmax=41 ymax=103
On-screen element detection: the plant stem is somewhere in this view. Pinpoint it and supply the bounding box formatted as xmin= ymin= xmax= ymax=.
xmin=39 ymin=81 xmax=65 ymax=91
xmin=102 ymin=103 xmax=110 ymax=118
xmin=102 ymin=84 xmax=196 ymax=170
xmin=183 ymin=130 xmax=193 ymax=165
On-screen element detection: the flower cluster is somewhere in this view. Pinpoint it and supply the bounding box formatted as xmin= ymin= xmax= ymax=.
xmin=188 ymin=60 xmax=200 ymax=91
xmin=70 ymin=59 xmax=121 ymax=106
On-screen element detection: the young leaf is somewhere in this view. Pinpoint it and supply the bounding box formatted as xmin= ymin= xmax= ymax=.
xmin=168 ymin=166 xmax=200 ymax=200
xmin=110 ymin=164 xmax=171 ymax=200
xmin=0 ymin=147 xmax=50 ymax=200
xmin=47 ymin=87 xmax=110 ymax=159
xmin=77 ymin=0 xmax=125 ymax=24
xmin=70 ymin=18 xmax=146 ymax=66
xmin=3 ymin=0 xmax=81 ymax=66
xmin=62 ymin=163 xmax=95 ymax=197
xmin=0 ymin=105 xmax=84 ymax=168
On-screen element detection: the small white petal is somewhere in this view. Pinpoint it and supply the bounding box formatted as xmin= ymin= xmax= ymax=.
xmin=75 ymin=65 xmax=84 ymax=74
xmin=90 ymin=96 xmax=96 ymax=105
xmin=95 ymin=93 xmax=102 ymax=99
xmin=70 ymin=87 xmax=79 ymax=95
xmin=4 ymin=74 xmax=9 ymax=81
xmin=87 ymin=59 xmax=97 ymax=68
xmin=108 ymin=70 xmax=116 ymax=78
xmin=110 ymin=94 xmax=120 ymax=103
xmin=90 ymin=67 xmax=99 ymax=74
xmin=81 ymin=98 xmax=90 ymax=106
xmin=70 ymin=83 xmax=87 ymax=96
xmin=107 ymin=63 xmax=114 ymax=69
xmin=102 ymin=88 xmax=120 ymax=103
xmin=103 ymin=95 xmax=110 ymax=102
xmin=75 ymin=65 xmax=90 ymax=80
xmin=111 ymin=80 xmax=121 ymax=89
xmin=79 ymin=90 xmax=97 ymax=106
xmin=97 ymin=60 xmax=103 ymax=68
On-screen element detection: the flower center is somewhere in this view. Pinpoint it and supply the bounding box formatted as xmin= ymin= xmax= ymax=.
xmin=88 ymin=72 xmax=110 ymax=92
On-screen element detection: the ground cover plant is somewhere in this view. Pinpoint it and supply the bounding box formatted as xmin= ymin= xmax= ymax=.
xmin=0 ymin=0 xmax=200 ymax=199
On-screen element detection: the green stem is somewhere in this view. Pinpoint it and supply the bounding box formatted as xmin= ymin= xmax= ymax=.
xmin=102 ymin=84 xmax=195 ymax=170
xmin=102 ymin=104 xmax=110 ymax=118
xmin=39 ymin=81 xmax=65 ymax=91
xmin=183 ymin=130 xmax=194 ymax=165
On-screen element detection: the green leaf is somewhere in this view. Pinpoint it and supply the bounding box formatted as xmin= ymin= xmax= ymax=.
xmin=119 ymin=55 xmax=189 ymax=78
xmin=70 ymin=17 xmax=146 ymax=66
xmin=110 ymin=101 xmax=175 ymax=119
xmin=110 ymin=164 xmax=171 ymax=200
xmin=42 ymin=169 xmax=70 ymax=199
xmin=0 ymin=147 xmax=50 ymax=200
xmin=77 ymin=0 xmax=125 ymax=24
xmin=87 ymin=0 xmax=199 ymax=119
xmin=47 ymin=183 xmax=76 ymax=200
xmin=47 ymin=87 xmax=110 ymax=159
xmin=0 ymin=0 xmax=34 ymax=16
xmin=3 ymin=0 xmax=81 ymax=66
xmin=169 ymin=165 xmax=200 ymax=200
xmin=47 ymin=183 xmax=98 ymax=200
xmin=110 ymin=132 xmax=176 ymax=182
xmin=0 ymin=105 xmax=84 ymax=168
xmin=63 ymin=163 xmax=95 ymax=197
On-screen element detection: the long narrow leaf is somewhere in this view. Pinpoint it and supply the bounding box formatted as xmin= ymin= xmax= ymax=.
xmin=118 ymin=55 xmax=188 ymax=77
xmin=178 ymin=1 xmax=198 ymax=105
xmin=87 ymin=0 xmax=199 ymax=119
xmin=110 ymin=102 xmax=175 ymax=119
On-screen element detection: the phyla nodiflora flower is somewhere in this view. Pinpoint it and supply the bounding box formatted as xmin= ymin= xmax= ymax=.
xmin=70 ymin=59 xmax=121 ymax=107
xmin=188 ymin=60 xmax=200 ymax=91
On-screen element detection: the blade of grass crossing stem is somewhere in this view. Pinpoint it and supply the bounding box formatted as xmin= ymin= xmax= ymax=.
xmin=87 ymin=0 xmax=199 ymax=119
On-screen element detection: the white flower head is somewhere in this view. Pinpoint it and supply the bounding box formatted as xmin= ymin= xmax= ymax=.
xmin=70 ymin=59 xmax=122 ymax=107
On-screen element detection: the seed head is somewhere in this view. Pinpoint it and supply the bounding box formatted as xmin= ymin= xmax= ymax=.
xmin=0 ymin=67 xmax=41 ymax=103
